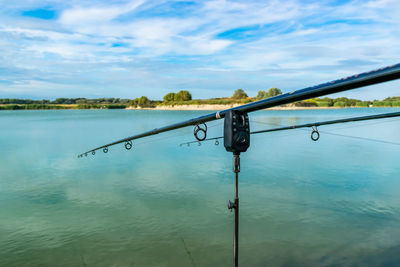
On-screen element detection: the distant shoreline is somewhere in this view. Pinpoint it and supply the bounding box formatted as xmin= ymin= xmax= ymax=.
xmin=1 ymin=104 xmax=399 ymax=111
xmin=2 ymin=95 xmax=399 ymax=110
xmin=129 ymin=105 xmax=346 ymax=111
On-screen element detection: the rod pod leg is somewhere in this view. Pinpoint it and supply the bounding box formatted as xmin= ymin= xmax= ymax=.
xmin=228 ymin=153 xmax=240 ymax=267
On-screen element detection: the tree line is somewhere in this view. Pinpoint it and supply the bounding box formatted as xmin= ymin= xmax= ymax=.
xmin=0 ymin=98 xmax=131 ymax=105
xmin=294 ymin=96 xmax=400 ymax=108
xmin=1 ymin=88 xmax=399 ymax=109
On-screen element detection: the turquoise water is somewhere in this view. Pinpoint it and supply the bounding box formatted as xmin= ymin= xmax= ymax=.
xmin=1 ymin=108 xmax=400 ymax=266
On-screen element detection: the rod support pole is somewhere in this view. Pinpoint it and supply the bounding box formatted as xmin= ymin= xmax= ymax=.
xmin=233 ymin=152 xmax=240 ymax=267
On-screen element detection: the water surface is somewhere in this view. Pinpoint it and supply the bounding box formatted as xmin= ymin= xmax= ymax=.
xmin=1 ymin=108 xmax=400 ymax=266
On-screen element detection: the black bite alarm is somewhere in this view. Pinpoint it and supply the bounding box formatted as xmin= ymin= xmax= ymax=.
xmin=224 ymin=110 xmax=250 ymax=153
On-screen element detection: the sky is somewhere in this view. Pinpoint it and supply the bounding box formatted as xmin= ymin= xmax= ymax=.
xmin=0 ymin=0 xmax=399 ymax=100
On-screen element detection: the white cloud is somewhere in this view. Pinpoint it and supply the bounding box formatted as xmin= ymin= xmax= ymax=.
xmin=59 ymin=0 xmax=146 ymax=25
xmin=0 ymin=0 xmax=399 ymax=99
xmin=365 ymin=0 xmax=397 ymax=9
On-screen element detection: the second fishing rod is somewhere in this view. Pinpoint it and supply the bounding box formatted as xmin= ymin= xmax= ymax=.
xmin=180 ymin=111 xmax=400 ymax=146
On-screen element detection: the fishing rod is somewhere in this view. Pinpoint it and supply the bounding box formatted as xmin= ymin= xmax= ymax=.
xmin=77 ymin=63 xmax=400 ymax=267
xmin=179 ymin=111 xmax=400 ymax=146
xmin=77 ymin=63 xmax=400 ymax=157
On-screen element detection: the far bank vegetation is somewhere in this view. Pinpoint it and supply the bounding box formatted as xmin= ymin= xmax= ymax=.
xmin=1 ymin=88 xmax=399 ymax=110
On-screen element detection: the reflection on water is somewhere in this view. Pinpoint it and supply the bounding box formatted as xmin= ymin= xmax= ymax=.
xmin=1 ymin=108 xmax=400 ymax=266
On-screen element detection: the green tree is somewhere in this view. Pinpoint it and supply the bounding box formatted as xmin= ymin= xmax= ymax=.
xmin=163 ymin=92 xmax=176 ymax=102
xmin=52 ymin=98 xmax=68 ymax=104
xmin=255 ymin=88 xmax=282 ymax=99
xmin=392 ymin=101 xmax=400 ymax=107
xmin=334 ymin=101 xmax=346 ymax=107
xmin=131 ymin=96 xmax=151 ymax=107
xmin=317 ymin=101 xmax=330 ymax=107
xmin=303 ymin=99 xmax=318 ymax=107
xmin=318 ymin=97 xmax=334 ymax=106
xmin=373 ymin=100 xmax=385 ymax=107
xmin=232 ymin=89 xmax=248 ymax=99
xmin=174 ymin=90 xmax=192 ymax=101
xmin=356 ymin=101 xmax=369 ymax=107
xmin=76 ymin=99 xmax=87 ymax=104
xmin=138 ymin=96 xmax=150 ymax=106
xmin=266 ymin=87 xmax=282 ymax=97
xmin=384 ymin=102 xmax=392 ymax=107
xmin=255 ymin=90 xmax=268 ymax=99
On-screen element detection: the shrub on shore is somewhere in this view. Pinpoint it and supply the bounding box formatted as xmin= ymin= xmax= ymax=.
xmin=232 ymin=89 xmax=248 ymax=99
xmin=1 ymin=95 xmax=400 ymax=110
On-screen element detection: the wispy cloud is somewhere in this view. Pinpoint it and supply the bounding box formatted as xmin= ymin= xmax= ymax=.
xmin=59 ymin=1 xmax=146 ymax=25
xmin=0 ymin=0 xmax=399 ymax=99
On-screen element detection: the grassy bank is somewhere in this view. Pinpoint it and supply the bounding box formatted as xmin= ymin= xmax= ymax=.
xmin=0 ymin=104 xmax=128 ymax=110
xmin=159 ymin=98 xmax=252 ymax=106
xmin=1 ymin=96 xmax=400 ymax=110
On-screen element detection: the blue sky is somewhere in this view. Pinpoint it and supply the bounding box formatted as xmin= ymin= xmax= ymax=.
xmin=0 ymin=0 xmax=399 ymax=100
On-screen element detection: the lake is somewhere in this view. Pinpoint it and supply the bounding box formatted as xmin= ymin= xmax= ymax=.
xmin=1 ymin=108 xmax=400 ymax=266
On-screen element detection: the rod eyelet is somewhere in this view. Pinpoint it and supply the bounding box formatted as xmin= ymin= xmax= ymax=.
xmin=193 ymin=123 xmax=207 ymax=141
xmin=125 ymin=141 xmax=133 ymax=150
xmin=311 ymin=126 xmax=320 ymax=141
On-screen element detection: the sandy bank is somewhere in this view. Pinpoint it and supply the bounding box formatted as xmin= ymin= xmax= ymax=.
xmin=127 ymin=105 xmax=344 ymax=111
